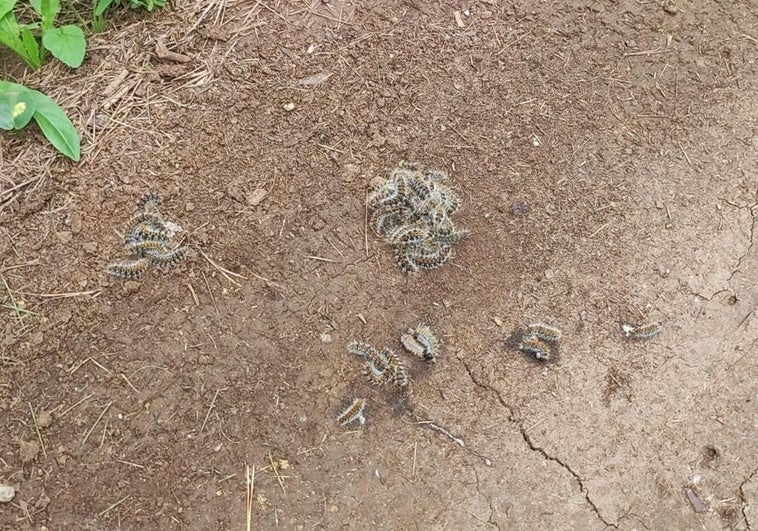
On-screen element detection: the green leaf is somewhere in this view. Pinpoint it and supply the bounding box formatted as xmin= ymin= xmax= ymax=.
xmin=42 ymin=25 xmax=85 ymax=67
xmin=0 ymin=0 xmax=17 ymax=19
xmin=0 ymin=92 xmax=13 ymax=130
xmin=19 ymin=26 xmax=41 ymax=68
xmin=13 ymin=96 xmax=37 ymax=128
xmin=0 ymin=12 xmax=24 ymax=56
xmin=93 ymin=0 xmax=116 ymax=17
xmin=0 ymin=81 xmax=79 ymax=160
xmin=27 ymin=90 xmax=80 ymax=160
xmin=39 ymin=0 xmax=60 ymax=29
xmin=0 ymin=81 xmax=37 ymax=129
xmin=29 ymin=0 xmax=41 ymax=15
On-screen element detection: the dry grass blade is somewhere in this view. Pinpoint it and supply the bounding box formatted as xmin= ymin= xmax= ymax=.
xmin=268 ymin=452 xmax=286 ymax=495
xmin=245 ymin=463 xmax=255 ymax=531
xmin=200 ymin=387 xmax=224 ymax=432
xmin=29 ymin=403 xmax=47 ymax=458
xmin=82 ymin=401 xmax=112 ymax=445
xmin=197 ymin=247 xmax=245 ymax=286
xmin=99 ymin=494 xmax=131 ymax=517
xmin=16 ymin=289 xmax=102 ymax=299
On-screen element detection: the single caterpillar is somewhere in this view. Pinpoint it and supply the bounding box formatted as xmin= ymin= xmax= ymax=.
xmin=621 ymin=322 xmax=663 ymax=341
xmin=128 ymin=239 xmax=170 ymax=257
xmin=413 ymin=324 xmax=440 ymax=362
xmin=382 ymin=348 xmax=408 ymax=388
xmin=401 ymin=324 xmax=440 ymax=363
xmin=523 ymin=322 xmax=562 ymax=343
xmin=146 ymin=246 xmax=188 ymax=267
xmin=106 ymin=258 xmax=151 ymax=279
xmin=337 ymin=398 xmax=366 ymax=427
xmin=400 ymin=332 xmax=426 ymax=358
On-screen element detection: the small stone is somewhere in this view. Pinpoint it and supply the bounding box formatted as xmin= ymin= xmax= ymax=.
xmin=19 ymin=439 xmax=39 ymax=463
xmin=283 ymin=102 xmax=296 ymax=112
xmin=320 ymin=333 xmax=332 ymax=343
xmin=226 ymin=184 xmax=245 ymax=203
xmin=57 ymin=231 xmax=72 ymax=244
xmin=83 ymin=242 xmax=98 ymax=254
xmin=246 ymin=189 xmax=267 ymax=206
xmin=123 ymin=281 xmax=140 ymax=294
xmin=70 ymin=213 xmax=83 ymax=234
xmin=185 ymin=202 xmax=195 ymax=212
xmin=36 ymin=410 xmax=53 ymax=429
xmin=342 ymin=164 xmax=361 ymax=183
xmin=0 ymin=485 xmax=15 ymax=503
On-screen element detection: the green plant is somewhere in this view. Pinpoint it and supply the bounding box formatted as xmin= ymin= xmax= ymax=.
xmin=0 ymin=0 xmax=86 ymax=69
xmin=93 ymin=0 xmax=164 ymax=19
xmin=0 ymin=80 xmax=80 ymax=160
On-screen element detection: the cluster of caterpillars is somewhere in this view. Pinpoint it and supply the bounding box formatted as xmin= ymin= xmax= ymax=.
xmin=516 ymin=322 xmax=562 ymax=363
xmin=107 ymin=193 xmax=188 ymax=279
xmin=337 ymin=325 xmax=441 ymax=428
xmin=368 ymin=165 xmax=467 ymax=273
xmin=348 ymin=341 xmax=409 ymax=388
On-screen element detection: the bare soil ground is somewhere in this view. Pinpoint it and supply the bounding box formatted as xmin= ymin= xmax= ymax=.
xmin=1 ymin=0 xmax=757 ymax=529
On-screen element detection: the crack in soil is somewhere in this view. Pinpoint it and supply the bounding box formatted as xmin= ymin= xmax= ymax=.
xmin=739 ymin=467 xmax=758 ymax=530
xmin=727 ymin=193 xmax=758 ymax=285
xmin=458 ymin=355 xmax=618 ymax=529
xmin=473 ymin=467 xmax=502 ymax=530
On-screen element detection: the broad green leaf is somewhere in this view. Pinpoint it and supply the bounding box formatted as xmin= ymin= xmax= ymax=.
xmin=94 ymin=0 xmax=116 ymax=17
xmin=0 ymin=0 xmax=17 ymax=20
xmin=0 ymin=81 xmax=79 ymax=160
xmin=13 ymin=96 xmax=37 ymax=128
xmin=27 ymin=89 xmax=80 ymax=160
xmin=42 ymin=25 xmax=85 ymax=67
xmin=0 ymin=92 xmax=13 ymax=129
xmin=29 ymin=0 xmax=41 ymax=15
xmin=0 ymin=81 xmax=37 ymax=129
xmin=0 ymin=12 xmax=23 ymax=56
xmin=19 ymin=26 xmax=41 ymax=68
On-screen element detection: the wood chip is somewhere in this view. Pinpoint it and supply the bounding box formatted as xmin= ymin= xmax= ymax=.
xmin=685 ymin=488 xmax=708 ymax=513
xmin=454 ymin=11 xmax=465 ymax=28
xmin=156 ymin=39 xmax=191 ymax=63
xmin=298 ymin=73 xmax=331 ymax=86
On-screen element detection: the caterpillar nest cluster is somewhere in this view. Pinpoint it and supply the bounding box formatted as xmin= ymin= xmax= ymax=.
xmin=348 ymin=341 xmax=409 ymax=388
xmin=368 ymin=166 xmax=467 ymax=273
xmin=107 ymin=193 xmax=188 ymax=280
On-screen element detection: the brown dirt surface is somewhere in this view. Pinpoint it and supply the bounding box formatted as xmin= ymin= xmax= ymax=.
xmin=2 ymin=0 xmax=757 ymax=529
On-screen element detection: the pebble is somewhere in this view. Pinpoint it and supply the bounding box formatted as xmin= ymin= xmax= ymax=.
xmin=0 ymin=485 xmax=15 ymax=503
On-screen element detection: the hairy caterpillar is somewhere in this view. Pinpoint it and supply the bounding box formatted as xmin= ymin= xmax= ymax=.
xmin=401 ymin=324 xmax=440 ymax=363
xmin=621 ymin=322 xmax=663 ymax=341
xmin=523 ymin=322 xmax=562 ymax=343
xmin=337 ymin=398 xmax=366 ymax=427
xmin=106 ymin=258 xmax=151 ymax=279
